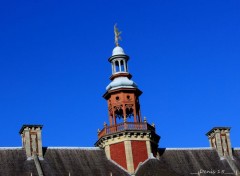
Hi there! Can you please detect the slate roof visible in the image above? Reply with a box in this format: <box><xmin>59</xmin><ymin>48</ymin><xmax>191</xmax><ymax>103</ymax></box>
<box><xmin>0</xmin><ymin>147</ymin><xmax>239</xmax><ymax>176</ymax></box>
<box><xmin>0</xmin><ymin>148</ymin><xmax>38</xmax><ymax>176</ymax></box>
<box><xmin>0</xmin><ymin>147</ymin><xmax>129</xmax><ymax>176</ymax></box>
<box><xmin>135</xmin><ymin>148</ymin><xmax>235</xmax><ymax>176</ymax></box>
<box><xmin>135</xmin><ymin>159</ymin><xmax>180</xmax><ymax>176</ymax></box>
<box><xmin>233</xmin><ymin>149</ymin><xmax>240</xmax><ymax>171</ymax></box>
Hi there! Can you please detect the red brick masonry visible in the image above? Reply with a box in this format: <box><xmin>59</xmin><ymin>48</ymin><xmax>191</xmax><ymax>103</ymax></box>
<box><xmin>110</xmin><ymin>142</ymin><xmax>127</xmax><ymax>170</ymax></box>
<box><xmin>131</xmin><ymin>141</ymin><xmax>148</xmax><ymax>170</ymax></box>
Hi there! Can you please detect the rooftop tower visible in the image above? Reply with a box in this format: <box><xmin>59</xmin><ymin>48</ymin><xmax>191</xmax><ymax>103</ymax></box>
<box><xmin>95</xmin><ymin>25</ymin><xmax>160</xmax><ymax>174</ymax></box>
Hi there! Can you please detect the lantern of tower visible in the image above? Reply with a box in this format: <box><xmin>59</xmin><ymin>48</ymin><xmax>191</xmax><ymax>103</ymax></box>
<box><xmin>104</xmin><ymin>46</ymin><xmax>142</xmax><ymax>125</ymax></box>
<box><xmin>95</xmin><ymin>26</ymin><xmax>160</xmax><ymax>174</ymax></box>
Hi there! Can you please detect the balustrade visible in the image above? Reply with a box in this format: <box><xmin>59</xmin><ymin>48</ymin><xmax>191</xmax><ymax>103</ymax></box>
<box><xmin>98</xmin><ymin>122</ymin><xmax>155</xmax><ymax>139</ymax></box>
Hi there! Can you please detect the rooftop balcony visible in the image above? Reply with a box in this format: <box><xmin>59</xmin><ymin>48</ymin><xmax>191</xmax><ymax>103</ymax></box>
<box><xmin>98</xmin><ymin>122</ymin><xmax>156</xmax><ymax>139</ymax></box>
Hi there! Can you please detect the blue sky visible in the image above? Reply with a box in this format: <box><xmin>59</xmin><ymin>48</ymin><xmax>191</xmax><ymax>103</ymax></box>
<box><xmin>0</xmin><ymin>0</ymin><xmax>239</xmax><ymax>148</ymax></box>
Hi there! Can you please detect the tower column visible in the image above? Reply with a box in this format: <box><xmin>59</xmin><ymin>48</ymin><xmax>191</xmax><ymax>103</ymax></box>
<box><xmin>112</xmin><ymin>61</ymin><xmax>116</xmax><ymax>73</ymax></box>
<box><xmin>133</xmin><ymin>106</ymin><xmax>137</xmax><ymax>122</ymax></box>
<box><xmin>113</xmin><ymin>111</ymin><xmax>116</xmax><ymax>125</ymax></box>
<box><xmin>111</xmin><ymin>63</ymin><xmax>114</xmax><ymax>74</ymax></box>
<box><xmin>123</xmin><ymin>105</ymin><xmax>127</xmax><ymax>121</ymax></box>
<box><xmin>124</xmin><ymin>60</ymin><xmax>127</xmax><ymax>72</ymax></box>
<box><xmin>109</xmin><ymin>116</ymin><xmax>112</xmax><ymax>126</ymax></box>
<box><xmin>138</xmin><ymin>111</ymin><xmax>142</xmax><ymax>122</ymax></box>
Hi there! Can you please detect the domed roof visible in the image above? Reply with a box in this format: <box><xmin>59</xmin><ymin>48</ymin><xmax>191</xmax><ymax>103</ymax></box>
<box><xmin>112</xmin><ymin>46</ymin><xmax>125</xmax><ymax>56</ymax></box>
<box><xmin>106</xmin><ymin>77</ymin><xmax>137</xmax><ymax>91</ymax></box>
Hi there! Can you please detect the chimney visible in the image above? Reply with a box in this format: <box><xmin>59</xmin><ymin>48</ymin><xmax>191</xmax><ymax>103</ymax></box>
<box><xmin>206</xmin><ymin>127</ymin><xmax>233</xmax><ymax>158</ymax></box>
<box><xmin>19</xmin><ymin>125</ymin><xmax>43</xmax><ymax>159</ymax></box>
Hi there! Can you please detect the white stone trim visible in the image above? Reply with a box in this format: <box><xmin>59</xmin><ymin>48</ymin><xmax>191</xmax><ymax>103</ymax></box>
<box><xmin>146</xmin><ymin>141</ymin><xmax>152</xmax><ymax>158</ymax></box>
<box><xmin>0</xmin><ymin>147</ymin><xmax>22</xmax><ymax>150</ymax></box>
<box><xmin>124</xmin><ymin>141</ymin><xmax>134</xmax><ymax>174</ymax></box>
<box><xmin>105</xmin><ymin>145</ymin><xmax>111</xmax><ymax>159</ymax></box>
<box><xmin>164</xmin><ymin>147</ymin><xmax>213</xmax><ymax>150</ymax></box>
<box><xmin>47</xmin><ymin>147</ymin><xmax>101</xmax><ymax>150</ymax></box>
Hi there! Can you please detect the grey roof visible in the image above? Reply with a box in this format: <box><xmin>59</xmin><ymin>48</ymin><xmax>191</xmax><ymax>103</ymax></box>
<box><xmin>40</xmin><ymin>148</ymin><xmax>129</xmax><ymax>176</ymax></box>
<box><xmin>135</xmin><ymin>148</ymin><xmax>235</xmax><ymax>176</ymax></box>
<box><xmin>0</xmin><ymin>147</ymin><xmax>239</xmax><ymax>175</ymax></box>
<box><xmin>159</xmin><ymin>148</ymin><xmax>234</xmax><ymax>175</ymax></box>
<box><xmin>135</xmin><ymin>159</ymin><xmax>180</xmax><ymax>176</ymax></box>
<box><xmin>233</xmin><ymin>149</ymin><xmax>240</xmax><ymax>170</ymax></box>
<box><xmin>0</xmin><ymin>147</ymin><xmax>129</xmax><ymax>176</ymax></box>
<box><xmin>0</xmin><ymin>148</ymin><xmax>38</xmax><ymax>175</ymax></box>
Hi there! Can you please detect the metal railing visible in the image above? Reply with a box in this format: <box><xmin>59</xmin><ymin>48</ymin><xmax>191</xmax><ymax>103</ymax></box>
<box><xmin>98</xmin><ymin>122</ymin><xmax>155</xmax><ymax>139</ymax></box>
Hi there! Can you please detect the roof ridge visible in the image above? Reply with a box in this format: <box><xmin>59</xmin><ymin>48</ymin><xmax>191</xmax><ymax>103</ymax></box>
<box><xmin>0</xmin><ymin>147</ymin><xmax>22</xmax><ymax>150</ymax></box>
<box><xmin>164</xmin><ymin>147</ymin><xmax>213</xmax><ymax>150</ymax></box>
<box><xmin>46</xmin><ymin>147</ymin><xmax>101</xmax><ymax>150</ymax></box>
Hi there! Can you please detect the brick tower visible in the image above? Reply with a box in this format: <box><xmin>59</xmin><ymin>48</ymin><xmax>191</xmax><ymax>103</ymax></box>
<box><xmin>95</xmin><ymin>25</ymin><xmax>160</xmax><ymax>174</ymax></box>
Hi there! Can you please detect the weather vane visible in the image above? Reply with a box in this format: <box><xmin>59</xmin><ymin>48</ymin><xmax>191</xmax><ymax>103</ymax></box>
<box><xmin>114</xmin><ymin>24</ymin><xmax>122</xmax><ymax>46</ymax></box>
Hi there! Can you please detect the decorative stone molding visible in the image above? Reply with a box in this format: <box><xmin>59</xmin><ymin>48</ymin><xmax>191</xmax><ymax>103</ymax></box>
<box><xmin>95</xmin><ymin>129</ymin><xmax>160</xmax><ymax>174</ymax></box>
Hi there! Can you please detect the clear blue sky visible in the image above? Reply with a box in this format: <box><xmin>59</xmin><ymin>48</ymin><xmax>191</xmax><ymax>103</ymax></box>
<box><xmin>0</xmin><ymin>0</ymin><xmax>239</xmax><ymax>148</ymax></box>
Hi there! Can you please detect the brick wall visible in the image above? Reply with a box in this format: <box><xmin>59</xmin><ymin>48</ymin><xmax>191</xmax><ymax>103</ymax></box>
<box><xmin>110</xmin><ymin>142</ymin><xmax>127</xmax><ymax>169</ymax></box>
<box><xmin>131</xmin><ymin>141</ymin><xmax>148</xmax><ymax>170</ymax></box>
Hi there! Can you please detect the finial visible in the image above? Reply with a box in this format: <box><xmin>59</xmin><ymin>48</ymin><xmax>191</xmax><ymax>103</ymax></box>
<box><xmin>114</xmin><ymin>23</ymin><xmax>122</xmax><ymax>46</ymax></box>
<box><xmin>151</xmin><ymin>123</ymin><xmax>155</xmax><ymax>128</ymax></box>
<box><xmin>104</xmin><ymin>122</ymin><xmax>107</xmax><ymax>127</ymax></box>
<box><xmin>97</xmin><ymin>129</ymin><xmax>100</xmax><ymax>134</ymax></box>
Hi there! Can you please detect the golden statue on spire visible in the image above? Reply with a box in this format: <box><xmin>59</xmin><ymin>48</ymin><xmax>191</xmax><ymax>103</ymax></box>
<box><xmin>114</xmin><ymin>24</ymin><xmax>122</xmax><ymax>46</ymax></box>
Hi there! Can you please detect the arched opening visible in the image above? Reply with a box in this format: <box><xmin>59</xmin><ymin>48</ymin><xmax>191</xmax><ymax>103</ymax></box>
<box><xmin>120</xmin><ymin>60</ymin><xmax>125</xmax><ymax>72</ymax></box>
<box><xmin>115</xmin><ymin>108</ymin><xmax>124</xmax><ymax>124</ymax></box>
<box><xmin>115</xmin><ymin>60</ymin><xmax>120</xmax><ymax>72</ymax></box>
<box><xmin>126</xmin><ymin>107</ymin><xmax>134</xmax><ymax>122</ymax></box>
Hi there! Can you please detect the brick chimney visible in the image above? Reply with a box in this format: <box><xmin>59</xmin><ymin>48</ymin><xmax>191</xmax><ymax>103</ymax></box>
<box><xmin>206</xmin><ymin>127</ymin><xmax>233</xmax><ymax>158</ymax></box>
<box><xmin>19</xmin><ymin>125</ymin><xmax>43</xmax><ymax>159</ymax></box>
